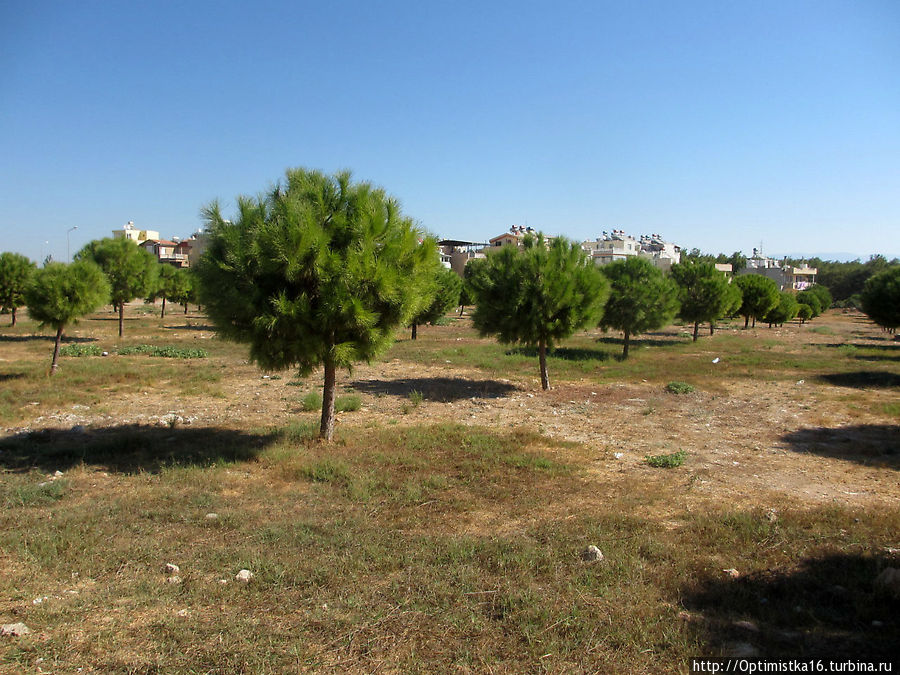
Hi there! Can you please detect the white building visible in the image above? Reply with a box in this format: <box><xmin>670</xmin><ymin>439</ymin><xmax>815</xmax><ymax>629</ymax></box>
<box><xmin>112</xmin><ymin>221</ymin><xmax>159</xmax><ymax>243</ymax></box>
<box><xmin>740</xmin><ymin>250</ymin><xmax>816</xmax><ymax>290</ymax></box>
<box><xmin>582</xmin><ymin>230</ymin><xmax>681</xmax><ymax>271</ymax></box>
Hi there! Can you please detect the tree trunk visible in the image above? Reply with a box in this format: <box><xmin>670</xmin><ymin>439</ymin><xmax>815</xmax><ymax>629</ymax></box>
<box><xmin>623</xmin><ymin>330</ymin><xmax>631</xmax><ymax>359</ymax></box>
<box><xmin>161</xmin><ymin>297</ymin><xmax>166</xmax><ymax>319</ymax></box>
<box><xmin>744</xmin><ymin>316</ymin><xmax>749</xmax><ymax>329</ymax></box>
<box><xmin>458</xmin><ymin>305</ymin><xmax>464</xmax><ymax>317</ymax></box>
<box><xmin>10</xmin><ymin>307</ymin><xmax>16</xmax><ymax>326</ymax></box>
<box><xmin>411</xmin><ymin>323</ymin><xmax>417</xmax><ymax>340</ymax></box>
<box><xmin>118</xmin><ymin>304</ymin><xmax>125</xmax><ymax>337</ymax></box>
<box><xmin>538</xmin><ymin>340</ymin><xmax>550</xmax><ymax>390</ymax></box>
<box><xmin>692</xmin><ymin>321</ymin><xmax>699</xmax><ymax>341</ymax></box>
<box><xmin>709</xmin><ymin>322</ymin><xmax>715</xmax><ymax>336</ymax></box>
<box><xmin>183</xmin><ymin>303</ymin><xmax>188</xmax><ymax>314</ymax></box>
<box><xmin>752</xmin><ymin>317</ymin><xmax>756</xmax><ymax>328</ymax></box>
<box><xmin>50</xmin><ymin>326</ymin><xmax>63</xmax><ymax>375</ymax></box>
<box><xmin>319</xmin><ymin>357</ymin><xmax>337</xmax><ymax>441</ymax></box>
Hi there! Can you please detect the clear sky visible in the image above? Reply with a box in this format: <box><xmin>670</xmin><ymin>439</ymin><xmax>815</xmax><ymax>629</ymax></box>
<box><xmin>2</xmin><ymin>0</ymin><xmax>898</xmax><ymax>263</ymax></box>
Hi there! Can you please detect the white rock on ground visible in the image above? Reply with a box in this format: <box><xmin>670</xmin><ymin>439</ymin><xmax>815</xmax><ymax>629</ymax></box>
<box><xmin>235</xmin><ymin>569</ymin><xmax>253</xmax><ymax>583</ymax></box>
<box><xmin>1</xmin><ymin>623</ymin><xmax>30</xmax><ymax>637</ymax></box>
<box><xmin>165</xmin><ymin>563</ymin><xmax>180</xmax><ymax>574</ymax></box>
<box><xmin>166</xmin><ymin>576</ymin><xmax>182</xmax><ymax>584</ymax></box>
<box><xmin>205</xmin><ymin>513</ymin><xmax>219</xmax><ymax>521</ymax></box>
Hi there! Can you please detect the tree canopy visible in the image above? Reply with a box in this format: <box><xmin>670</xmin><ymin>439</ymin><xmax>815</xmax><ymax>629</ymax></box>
<box><xmin>599</xmin><ymin>256</ymin><xmax>678</xmax><ymax>358</ymax></box>
<box><xmin>859</xmin><ymin>267</ymin><xmax>900</xmax><ymax>332</ymax></box>
<box><xmin>670</xmin><ymin>262</ymin><xmax>734</xmax><ymax>341</ymax></box>
<box><xmin>469</xmin><ymin>235</ymin><xmax>608</xmax><ymax>389</ymax></box>
<box><xmin>77</xmin><ymin>237</ymin><xmax>158</xmax><ymax>336</ymax></box>
<box><xmin>763</xmin><ymin>291</ymin><xmax>799</xmax><ymax>327</ymax></box>
<box><xmin>195</xmin><ymin>168</ymin><xmax>436</xmax><ymax>439</ymax></box>
<box><xmin>24</xmin><ymin>261</ymin><xmax>110</xmax><ymax>374</ymax></box>
<box><xmin>147</xmin><ymin>265</ymin><xmax>192</xmax><ymax>318</ymax></box>
<box><xmin>0</xmin><ymin>251</ymin><xmax>36</xmax><ymax>326</ymax></box>
<box><xmin>733</xmin><ymin>274</ymin><xmax>779</xmax><ymax>328</ymax></box>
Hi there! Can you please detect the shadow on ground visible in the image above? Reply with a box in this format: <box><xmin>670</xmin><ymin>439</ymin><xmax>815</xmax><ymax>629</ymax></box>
<box><xmin>681</xmin><ymin>553</ymin><xmax>899</xmax><ymax>659</ymax></box>
<box><xmin>0</xmin><ymin>424</ymin><xmax>275</xmax><ymax>474</ymax></box>
<box><xmin>350</xmin><ymin>377</ymin><xmax>518</xmax><ymax>401</ymax></box>
<box><xmin>165</xmin><ymin>323</ymin><xmax>215</xmax><ymax>331</ymax></box>
<box><xmin>780</xmin><ymin>424</ymin><xmax>899</xmax><ymax>466</ymax></box>
<box><xmin>0</xmin><ymin>334</ymin><xmax>97</xmax><ymax>343</ymax></box>
<box><xmin>816</xmin><ymin>371</ymin><xmax>900</xmax><ymax>388</ymax></box>
<box><xmin>596</xmin><ymin>335</ymin><xmax>686</xmax><ymax>350</ymax></box>
<box><xmin>508</xmin><ymin>346</ymin><xmax>614</xmax><ymax>362</ymax></box>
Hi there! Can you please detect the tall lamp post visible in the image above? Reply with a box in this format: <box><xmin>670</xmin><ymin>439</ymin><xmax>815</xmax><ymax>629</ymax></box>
<box><xmin>67</xmin><ymin>226</ymin><xmax>78</xmax><ymax>262</ymax></box>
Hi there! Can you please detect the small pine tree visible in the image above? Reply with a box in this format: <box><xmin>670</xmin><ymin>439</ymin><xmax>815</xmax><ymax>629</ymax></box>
<box><xmin>600</xmin><ymin>257</ymin><xmax>679</xmax><ymax>359</ymax></box>
<box><xmin>24</xmin><ymin>261</ymin><xmax>110</xmax><ymax>374</ymax></box>
<box><xmin>469</xmin><ymin>234</ymin><xmax>608</xmax><ymax>389</ymax></box>
<box><xmin>670</xmin><ymin>262</ymin><xmax>734</xmax><ymax>341</ymax></box>
<box><xmin>0</xmin><ymin>252</ymin><xmax>36</xmax><ymax>326</ymax></box>
<box><xmin>734</xmin><ymin>274</ymin><xmax>780</xmax><ymax>328</ymax></box>
<box><xmin>195</xmin><ymin>168</ymin><xmax>436</xmax><ymax>440</ymax></box>
<box><xmin>76</xmin><ymin>237</ymin><xmax>158</xmax><ymax>336</ymax></box>
<box><xmin>859</xmin><ymin>267</ymin><xmax>900</xmax><ymax>333</ymax></box>
<box><xmin>764</xmin><ymin>291</ymin><xmax>799</xmax><ymax>327</ymax></box>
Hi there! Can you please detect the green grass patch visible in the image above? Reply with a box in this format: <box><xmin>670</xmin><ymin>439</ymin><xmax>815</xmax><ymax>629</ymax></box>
<box><xmin>665</xmin><ymin>381</ymin><xmax>695</xmax><ymax>394</ymax></box>
<box><xmin>117</xmin><ymin>344</ymin><xmax>208</xmax><ymax>358</ymax></box>
<box><xmin>59</xmin><ymin>344</ymin><xmax>103</xmax><ymax>357</ymax></box>
<box><xmin>645</xmin><ymin>450</ymin><xmax>687</xmax><ymax>468</ymax></box>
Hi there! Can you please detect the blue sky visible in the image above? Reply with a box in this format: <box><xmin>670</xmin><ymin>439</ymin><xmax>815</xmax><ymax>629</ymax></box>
<box><xmin>2</xmin><ymin>0</ymin><xmax>898</xmax><ymax>263</ymax></box>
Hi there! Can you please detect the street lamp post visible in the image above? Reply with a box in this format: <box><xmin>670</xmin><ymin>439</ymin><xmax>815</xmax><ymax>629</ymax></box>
<box><xmin>67</xmin><ymin>226</ymin><xmax>78</xmax><ymax>262</ymax></box>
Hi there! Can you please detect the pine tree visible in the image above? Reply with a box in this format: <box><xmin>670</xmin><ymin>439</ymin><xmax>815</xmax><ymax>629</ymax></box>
<box><xmin>734</xmin><ymin>275</ymin><xmax>779</xmax><ymax>328</ymax></box>
<box><xmin>24</xmin><ymin>261</ymin><xmax>110</xmax><ymax>374</ymax></box>
<box><xmin>195</xmin><ymin>168</ymin><xmax>436</xmax><ymax>440</ymax></box>
<box><xmin>76</xmin><ymin>237</ymin><xmax>158</xmax><ymax>336</ymax></box>
<box><xmin>0</xmin><ymin>252</ymin><xmax>36</xmax><ymax>326</ymax></box>
<box><xmin>409</xmin><ymin>265</ymin><xmax>462</xmax><ymax>339</ymax></box>
<box><xmin>469</xmin><ymin>234</ymin><xmax>608</xmax><ymax>389</ymax></box>
<box><xmin>859</xmin><ymin>267</ymin><xmax>900</xmax><ymax>333</ymax></box>
<box><xmin>670</xmin><ymin>262</ymin><xmax>734</xmax><ymax>341</ymax></box>
<box><xmin>600</xmin><ymin>257</ymin><xmax>679</xmax><ymax>358</ymax></box>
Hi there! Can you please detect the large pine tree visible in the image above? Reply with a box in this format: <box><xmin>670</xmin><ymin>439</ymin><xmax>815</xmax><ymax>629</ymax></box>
<box><xmin>195</xmin><ymin>168</ymin><xmax>437</xmax><ymax>440</ymax></box>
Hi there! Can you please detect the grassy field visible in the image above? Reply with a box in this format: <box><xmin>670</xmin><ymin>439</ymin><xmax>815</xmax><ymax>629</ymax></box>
<box><xmin>1</xmin><ymin>305</ymin><xmax>898</xmax><ymax>673</ymax></box>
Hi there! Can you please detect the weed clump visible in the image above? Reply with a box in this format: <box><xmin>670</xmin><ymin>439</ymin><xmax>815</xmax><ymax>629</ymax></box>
<box><xmin>118</xmin><ymin>344</ymin><xmax>208</xmax><ymax>358</ymax></box>
<box><xmin>645</xmin><ymin>450</ymin><xmax>687</xmax><ymax>468</ymax></box>
<box><xmin>665</xmin><ymin>381</ymin><xmax>695</xmax><ymax>394</ymax></box>
<box><xmin>60</xmin><ymin>344</ymin><xmax>102</xmax><ymax>357</ymax></box>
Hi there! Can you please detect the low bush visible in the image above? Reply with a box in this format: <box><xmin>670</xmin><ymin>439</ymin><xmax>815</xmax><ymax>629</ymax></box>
<box><xmin>118</xmin><ymin>344</ymin><xmax>208</xmax><ymax>358</ymax></box>
<box><xmin>60</xmin><ymin>344</ymin><xmax>102</xmax><ymax>357</ymax></box>
<box><xmin>665</xmin><ymin>381</ymin><xmax>695</xmax><ymax>394</ymax></box>
<box><xmin>645</xmin><ymin>450</ymin><xmax>687</xmax><ymax>468</ymax></box>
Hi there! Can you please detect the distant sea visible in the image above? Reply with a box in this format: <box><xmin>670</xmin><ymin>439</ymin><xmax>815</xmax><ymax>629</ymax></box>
<box><xmin>772</xmin><ymin>252</ymin><xmax>900</xmax><ymax>263</ymax></box>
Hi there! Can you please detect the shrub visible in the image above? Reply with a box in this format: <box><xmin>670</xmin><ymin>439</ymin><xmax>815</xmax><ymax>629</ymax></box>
<box><xmin>60</xmin><ymin>344</ymin><xmax>102</xmax><ymax>357</ymax></box>
<box><xmin>645</xmin><ymin>450</ymin><xmax>687</xmax><ymax>468</ymax></box>
<box><xmin>335</xmin><ymin>395</ymin><xmax>361</xmax><ymax>412</ymax></box>
<box><xmin>117</xmin><ymin>344</ymin><xmax>208</xmax><ymax>358</ymax></box>
<box><xmin>665</xmin><ymin>381</ymin><xmax>695</xmax><ymax>394</ymax></box>
<box><xmin>300</xmin><ymin>392</ymin><xmax>323</xmax><ymax>412</ymax></box>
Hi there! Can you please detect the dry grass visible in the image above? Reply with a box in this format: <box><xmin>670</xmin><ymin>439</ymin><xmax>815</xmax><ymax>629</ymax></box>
<box><xmin>1</xmin><ymin>304</ymin><xmax>898</xmax><ymax>672</ymax></box>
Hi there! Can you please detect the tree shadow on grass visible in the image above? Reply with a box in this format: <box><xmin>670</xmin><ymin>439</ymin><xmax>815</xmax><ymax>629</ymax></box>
<box><xmin>164</xmin><ymin>323</ymin><xmax>216</xmax><ymax>331</ymax></box>
<box><xmin>595</xmin><ymin>335</ymin><xmax>685</xmax><ymax>350</ymax></box>
<box><xmin>0</xmin><ymin>373</ymin><xmax>26</xmax><ymax>382</ymax></box>
<box><xmin>0</xmin><ymin>424</ymin><xmax>276</xmax><ymax>474</ymax></box>
<box><xmin>0</xmin><ymin>334</ymin><xmax>97</xmax><ymax>343</ymax></box>
<box><xmin>507</xmin><ymin>346</ymin><xmax>614</xmax><ymax>362</ymax></box>
<box><xmin>816</xmin><ymin>371</ymin><xmax>900</xmax><ymax>388</ymax></box>
<box><xmin>349</xmin><ymin>377</ymin><xmax>518</xmax><ymax>402</ymax></box>
<box><xmin>780</xmin><ymin>425</ymin><xmax>899</xmax><ymax>467</ymax></box>
<box><xmin>681</xmin><ymin>553</ymin><xmax>899</xmax><ymax>659</ymax></box>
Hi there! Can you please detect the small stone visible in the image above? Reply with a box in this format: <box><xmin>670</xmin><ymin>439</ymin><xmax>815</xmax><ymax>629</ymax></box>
<box><xmin>765</xmin><ymin>509</ymin><xmax>778</xmax><ymax>522</ymax></box>
<box><xmin>723</xmin><ymin>568</ymin><xmax>740</xmax><ymax>579</ymax></box>
<box><xmin>205</xmin><ymin>513</ymin><xmax>219</xmax><ymax>521</ymax></box>
<box><xmin>581</xmin><ymin>545</ymin><xmax>604</xmax><ymax>562</ymax></box>
<box><xmin>166</xmin><ymin>576</ymin><xmax>182</xmax><ymax>584</ymax></box>
<box><xmin>54</xmin><ymin>470</ymin><xmax>64</xmax><ymax>477</ymax></box>
<box><xmin>218</xmin><ymin>579</ymin><xmax>228</xmax><ymax>585</ymax></box>
<box><xmin>32</xmin><ymin>596</ymin><xmax>48</xmax><ymax>605</ymax></box>
<box><xmin>614</xmin><ymin>452</ymin><xmax>624</xmax><ymax>459</ymax></box>
<box><xmin>101</xmin><ymin>351</ymin><xmax>109</xmax><ymax>356</ymax></box>
<box><xmin>165</xmin><ymin>563</ymin><xmax>180</xmax><ymax>574</ymax></box>
<box><xmin>235</xmin><ymin>569</ymin><xmax>253</xmax><ymax>583</ymax></box>
<box><xmin>1</xmin><ymin>623</ymin><xmax>30</xmax><ymax>637</ymax></box>
<box><xmin>733</xmin><ymin>620</ymin><xmax>759</xmax><ymax>632</ymax></box>
<box><xmin>176</xmin><ymin>609</ymin><xmax>189</xmax><ymax>617</ymax></box>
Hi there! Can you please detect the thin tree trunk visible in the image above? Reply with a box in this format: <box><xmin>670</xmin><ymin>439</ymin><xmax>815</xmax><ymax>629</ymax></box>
<box><xmin>10</xmin><ymin>307</ymin><xmax>16</xmax><ymax>326</ymax></box>
<box><xmin>539</xmin><ymin>340</ymin><xmax>550</xmax><ymax>390</ymax></box>
<box><xmin>744</xmin><ymin>316</ymin><xmax>749</xmax><ymax>329</ymax></box>
<box><xmin>320</xmin><ymin>357</ymin><xmax>337</xmax><ymax>441</ymax></box>
<box><xmin>50</xmin><ymin>326</ymin><xmax>63</xmax><ymax>375</ymax></box>
<box><xmin>161</xmin><ymin>297</ymin><xmax>166</xmax><ymax>319</ymax></box>
<box><xmin>692</xmin><ymin>321</ymin><xmax>699</xmax><ymax>341</ymax></box>
<box><xmin>709</xmin><ymin>322</ymin><xmax>715</xmax><ymax>336</ymax></box>
<box><xmin>623</xmin><ymin>330</ymin><xmax>631</xmax><ymax>359</ymax></box>
<box><xmin>752</xmin><ymin>317</ymin><xmax>756</xmax><ymax>328</ymax></box>
<box><xmin>183</xmin><ymin>303</ymin><xmax>188</xmax><ymax>314</ymax></box>
<box><xmin>411</xmin><ymin>323</ymin><xmax>417</xmax><ymax>340</ymax></box>
<box><xmin>118</xmin><ymin>304</ymin><xmax>125</xmax><ymax>337</ymax></box>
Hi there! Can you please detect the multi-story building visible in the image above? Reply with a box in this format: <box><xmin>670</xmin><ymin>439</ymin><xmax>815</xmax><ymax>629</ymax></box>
<box><xmin>112</xmin><ymin>220</ymin><xmax>159</xmax><ymax>243</ymax></box>
<box><xmin>740</xmin><ymin>250</ymin><xmax>817</xmax><ymax>290</ymax></box>
<box><xmin>582</xmin><ymin>230</ymin><xmax>681</xmax><ymax>271</ymax></box>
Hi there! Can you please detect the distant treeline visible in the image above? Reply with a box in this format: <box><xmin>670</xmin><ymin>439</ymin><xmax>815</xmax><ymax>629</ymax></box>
<box><xmin>683</xmin><ymin>249</ymin><xmax>899</xmax><ymax>304</ymax></box>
